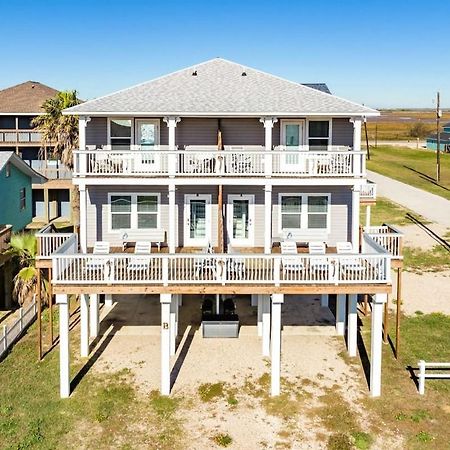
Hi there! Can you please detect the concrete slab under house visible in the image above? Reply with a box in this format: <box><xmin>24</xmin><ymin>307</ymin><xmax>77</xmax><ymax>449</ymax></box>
<box><xmin>33</xmin><ymin>58</ymin><xmax>405</xmax><ymax>400</ymax></box>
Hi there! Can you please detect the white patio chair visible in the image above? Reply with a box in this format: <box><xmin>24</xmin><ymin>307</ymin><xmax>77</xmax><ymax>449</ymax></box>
<box><xmin>281</xmin><ymin>240</ymin><xmax>303</xmax><ymax>274</ymax></box>
<box><xmin>86</xmin><ymin>241</ymin><xmax>110</xmax><ymax>272</ymax></box>
<box><xmin>227</xmin><ymin>245</ymin><xmax>246</xmax><ymax>280</ymax></box>
<box><xmin>195</xmin><ymin>242</ymin><xmax>216</xmax><ymax>279</ymax></box>
<box><xmin>308</xmin><ymin>241</ymin><xmax>330</xmax><ymax>277</ymax></box>
<box><xmin>127</xmin><ymin>241</ymin><xmax>152</xmax><ymax>272</ymax></box>
<box><xmin>336</xmin><ymin>241</ymin><xmax>365</xmax><ymax>275</ymax></box>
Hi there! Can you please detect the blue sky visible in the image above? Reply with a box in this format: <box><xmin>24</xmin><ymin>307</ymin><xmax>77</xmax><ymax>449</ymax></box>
<box><xmin>0</xmin><ymin>0</ymin><xmax>449</xmax><ymax>108</ymax></box>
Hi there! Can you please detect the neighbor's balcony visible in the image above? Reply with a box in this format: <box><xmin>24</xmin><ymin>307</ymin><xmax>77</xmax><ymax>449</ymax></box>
<box><xmin>73</xmin><ymin>146</ymin><xmax>366</xmax><ymax>179</ymax></box>
<box><xmin>45</xmin><ymin>233</ymin><xmax>391</xmax><ymax>287</ymax></box>
<box><xmin>0</xmin><ymin>129</ymin><xmax>43</xmax><ymax>145</ymax></box>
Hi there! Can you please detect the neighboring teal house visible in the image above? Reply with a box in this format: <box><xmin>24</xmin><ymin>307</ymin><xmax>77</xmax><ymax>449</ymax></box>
<box><xmin>0</xmin><ymin>152</ymin><xmax>46</xmax><ymax>231</ymax></box>
<box><xmin>426</xmin><ymin>122</ymin><xmax>450</xmax><ymax>151</ymax></box>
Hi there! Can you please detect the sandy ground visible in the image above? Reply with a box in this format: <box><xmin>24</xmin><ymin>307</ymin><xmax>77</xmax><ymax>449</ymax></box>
<box><xmin>89</xmin><ymin>294</ymin><xmax>401</xmax><ymax>449</ymax></box>
<box><xmin>396</xmin><ymin>223</ymin><xmax>449</xmax><ymax>250</ymax></box>
<box><xmin>366</xmin><ymin>140</ymin><xmax>426</xmax><ymax>149</ymax></box>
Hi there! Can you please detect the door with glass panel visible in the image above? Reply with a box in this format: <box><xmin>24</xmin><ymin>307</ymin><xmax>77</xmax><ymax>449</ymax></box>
<box><xmin>184</xmin><ymin>195</ymin><xmax>212</xmax><ymax>247</ymax></box>
<box><xmin>227</xmin><ymin>195</ymin><xmax>255</xmax><ymax>247</ymax></box>
<box><xmin>135</xmin><ymin>119</ymin><xmax>161</xmax><ymax>173</ymax></box>
<box><xmin>280</xmin><ymin>120</ymin><xmax>306</xmax><ymax>172</ymax></box>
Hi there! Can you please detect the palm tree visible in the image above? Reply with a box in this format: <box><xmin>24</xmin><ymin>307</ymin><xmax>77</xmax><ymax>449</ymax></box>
<box><xmin>7</xmin><ymin>233</ymin><xmax>48</xmax><ymax>306</ymax></box>
<box><xmin>32</xmin><ymin>90</ymin><xmax>82</xmax><ymax>227</ymax></box>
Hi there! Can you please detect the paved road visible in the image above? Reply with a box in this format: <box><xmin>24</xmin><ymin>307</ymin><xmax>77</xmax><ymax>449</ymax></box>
<box><xmin>367</xmin><ymin>170</ymin><xmax>450</xmax><ymax>228</ymax></box>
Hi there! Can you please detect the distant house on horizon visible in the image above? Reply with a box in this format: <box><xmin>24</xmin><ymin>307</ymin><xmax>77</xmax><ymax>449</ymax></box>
<box><xmin>0</xmin><ymin>151</ymin><xmax>46</xmax><ymax>231</ymax></box>
<box><xmin>0</xmin><ymin>81</ymin><xmax>73</xmax><ymax>224</ymax></box>
<box><xmin>426</xmin><ymin>122</ymin><xmax>450</xmax><ymax>152</ymax></box>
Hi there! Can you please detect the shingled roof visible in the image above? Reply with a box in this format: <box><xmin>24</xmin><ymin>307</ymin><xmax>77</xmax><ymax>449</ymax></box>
<box><xmin>64</xmin><ymin>58</ymin><xmax>377</xmax><ymax>117</ymax></box>
<box><xmin>0</xmin><ymin>81</ymin><xmax>59</xmax><ymax>114</ymax></box>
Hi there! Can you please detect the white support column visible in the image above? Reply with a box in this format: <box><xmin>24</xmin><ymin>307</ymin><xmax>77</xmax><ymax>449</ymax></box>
<box><xmin>260</xmin><ymin>117</ymin><xmax>278</xmax><ymax>176</ymax></box>
<box><xmin>347</xmin><ymin>294</ymin><xmax>358</xmax><ymax>357</ymax></box>
<box><xmin>271</xmin><ymin>293</ymin><xmax>284</xmax><ymax>396</ymax></box>
<box><xmin>262</xmin><ymin>295</ymin><xmax>271</xmax><ymax>356</ymax></box>
<box><xmin>321</xmin><ymin>294</ymin><xmax>329</xmax><ymax>308</ymax></box>
<box><xmin>336</xmin><ymin>294</ymin><xmax>346</xmax><ymax>336</ymax></box>
<box><xmin>80</xmin><ymin>294</ymin><xmax>89</xmax><ymax>357</ymax></box>
<box><xmin>79</xmin><ymin>185</ymin><xmax>87</xmax><ymax>253</ymax></box>
<box><xmin>352</xmin><ymin>187</ymin><xmax>361</xmax><ymax>251</ymax></box>
<box><xmin>170</xmin><ymin>295</ymin><xmax>178</xmax><ymax>356</ymax></box>
<box><xmin>160</xmin><ymin>294</ymin><xmax>172</xmax><ymax>395</ymax></box>
<box><xmin>365</xmin><ymin>205</ymin><xmax>372</xmax><ymax>228</ymax></box>
<box><xmin>350</xmin><ymin>117</ymin><xmax>362</xmax><ymax>177</ymax></box>
<box><xmin>57</xmin><ymin>294</ymin><xmax>70</xmax><ymax>398</ymax></box>
<box><xmin>104</xmin><ymin>294</ymin><xmax>113</xmax><ymax>308</ymax></box>
<box><xmin>89</xmin><ymin>294</ymin><xmax>99</xmax><ymax>338</ymax></box>
<box><xmin>78</xmin><ymin>116</ymin><xmax>90</xmax><ymax>176</ymax></box>
<box><xmin>264</xmin><ymin>183</ymin><xmax>272</xmax><ymax>254</ymax></box>
<box><xmin>163</xmin><ymin>116</ymin><xmax>181</xmax><ymax>176</ymax></box>
<box><xmin>370</xmin><ymin>293</ymin><xmax>387</xmax><ymax>397</ymax></box>
<box><xmin>168</xmin><ymin>183</ymin><xmax>176</xmax><ymax>253</ymax></box>
<box><xmin>257</xmin><ymin>294</ymin><xmax>263</xmax><ymax>337</ymax></box>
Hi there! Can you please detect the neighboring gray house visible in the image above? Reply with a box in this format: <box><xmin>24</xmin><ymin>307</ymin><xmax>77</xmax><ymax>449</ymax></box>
<box><xmin>37</xmin><ymin>58</ymin><xmax>400</xmax><ymax>401</ymax></box>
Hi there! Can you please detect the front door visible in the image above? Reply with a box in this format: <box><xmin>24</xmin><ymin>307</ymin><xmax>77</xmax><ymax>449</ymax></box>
<box><xmin>135</xmin><ymin>119</ymin><xmax>160</xmax><ymax>172</ymax></box>
<box><xmin>227</xmin><ymin>194</ymin><xmax>255</xmax><ymax>247</ymax></box>
<box><xmin>184</xmin><ymin>195</ymin><xmax>212</xmax><ymax>247</ymax></box>
<box><xmin>280</xmin><ymin>120</ymin><xmax>306</xmax><ymax>171</ymax></box>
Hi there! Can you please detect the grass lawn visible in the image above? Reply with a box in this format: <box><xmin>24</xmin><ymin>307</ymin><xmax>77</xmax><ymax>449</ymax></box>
<box><xmin>367</xmin><ymin>146</ymin><xmax>450</xmax><ymax>200</ymax></box>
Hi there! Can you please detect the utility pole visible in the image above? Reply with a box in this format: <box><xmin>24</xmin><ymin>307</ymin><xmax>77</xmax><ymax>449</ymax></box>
<box><xmin>364</xmin><ymin>117</ymin><xmax>370</xmax><ymax>160</ymax></box>
<box><xmin>436</xmin><ymin>92</ymin><xmax>441</xmax><ymax>182</ymax></box>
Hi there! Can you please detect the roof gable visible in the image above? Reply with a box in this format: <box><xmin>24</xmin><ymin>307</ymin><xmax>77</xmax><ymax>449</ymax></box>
<box><xmin>0</xmin><ymin>151</ymin><xmax>46</xmax><ymax>183</ymax></box>
<box><xmin>0</xmin><ymin>81</ymin><xmax>59</xmax><ymax>114</ymax></box>
<box><xmin>64</xmin><ymin>58</ymin><xmax>377</xmax><ymax>117</ymax></box>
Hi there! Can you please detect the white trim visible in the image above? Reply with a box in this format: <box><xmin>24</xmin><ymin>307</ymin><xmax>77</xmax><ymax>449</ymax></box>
<box><xmin>306</xmin><ymin>118</ymin><xmax>332</xmax><ymax>147</ymax></box>
<box><xmin>107</xmin><ymin>192</ymin><xmax>161</xmax><ymax>233</ymax></box>
<box><xmin>280</xmin><ymin>119</ymin><xmax>306</xmax><ymax>146</ymax></box>
<box><xmin>227</xmin><ymin>194</ymin><xmax>255</xmax><ymax>247</ymax></box>
<box><xmin>184</xmin><ymin>194</ymin><xmax>212</xmax><ymax>247</ymax></box>
<box><xmin>278</xmin><ymin>193</ymin><xmax>331</xmax><ymax>236</ymax></box>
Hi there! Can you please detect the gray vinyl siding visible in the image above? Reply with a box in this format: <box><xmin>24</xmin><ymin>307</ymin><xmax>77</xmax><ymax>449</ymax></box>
<box><xmin>176</xmin><ymin>118</ymin><xmax>219</xmax><ymax>146</ymax></box>
<box><xmin>87</xmin><ymin>184</ymin><xmax>351</xmax><ymax>249</ymax></box>
<box><xmin>272</xmin><ymin>186</ymin><xmax>351</xmax><ymax>246</ymax></box>
<box><xmin>86</xmin><ymin>117</ymin><xmax>107</xmax><ymax>147</ymax></box>
<box><xmin>331</xmin><ymin>118</ymin><xmax>353</xmax><ymax>146</ymax></box>
<box><xmin>221</xmin><ymin>119</ymin><xmax>264</xmax><ymax>145</ymax></box>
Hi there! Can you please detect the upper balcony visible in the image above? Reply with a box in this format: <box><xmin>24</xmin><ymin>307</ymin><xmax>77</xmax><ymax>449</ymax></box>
<box><xmin>73</xmin><ymin>145</ymin><xmax>366</xmax><ymax>182</ymax></box>
<box><xmin>0</xmin><ymin>129</ymin><xmax>43</xmax><ymax>146</ymax></box>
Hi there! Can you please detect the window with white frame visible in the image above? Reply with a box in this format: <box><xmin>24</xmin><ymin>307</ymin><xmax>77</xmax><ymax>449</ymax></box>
<box><xmin>109</xmin><ymin>119</ymin><xmax>132</xmax><ymax>149</ymax></box>
<box><xmin>109</xmin><ymin>193</ymin><xmax>159</xmax><ymax>231</ymax></box>
<box><xmin>308</xmin><ymin>120</ymin><xmax>330</xmax><ymax>150</ymax></box>
<box><xmin>279</xmin><ymin>194</ymin><xmax>329</xmax><ymax>232</ymax></box>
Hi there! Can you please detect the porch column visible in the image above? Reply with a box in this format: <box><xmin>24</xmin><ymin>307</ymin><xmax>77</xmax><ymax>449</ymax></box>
<box><xmin>262</xmin><ymin>294</ymin><xmax>271</xmax><ymax>356</ymax></box>
<box><xmin>321</xmin><ymin>294</ymin><xmax>329</xmax><ymax>308</ymax></box>
<box><xmin>104</xmin><ymin>294</ymin><xmax>113</xmax><ymax>308</ymax></box>
<box><xmin>351</xmin><ymin>118</ymin><xmax>362</xmax><ymax>152</ymax></box>
<box><xmin>271</xmin><ymin>293</ymin><xmax>284</xmax><ymax>396</ymax></box>
<box><xmin>347</xmin><ymin>294</ymin><xmax>358</xmax><ymax>357</ymax></box>
<box><xmin>160</xmin><ymin>294</ymin><xmax>172</xmax><ymax>395</ymax></box>
<box><xmin>365</xmin><ymin>205</ymin><xmax>372</xmax><ymax>228</ymax></box>
<box><xmin>260</xmin><ymin>117</ymin><xmax>278</xmax><ymax>176</ymax></box>
<box><xmin>79</xmin><ymin>185</ymin><xmax>88</xmax><ymax>253</ymax></box>
<box><xmin>57</xmin><ymin>294</ymin><xmax>70</xmax><ymax>398</ymax></box>
<box><xmin>170</xmin><ymin>295</ymin><xmax>178</xmax><ymax>356</ymax></box>
<box><xmin>336</xmin><ymin>294</ymin><xmax>346</xmax><ymax>335</ymax></box>
<box><xmin>370</xmin><ymin>293</ymin><xmax>387</xmax><ymax>397</ymax></box>
<box><xmin>351</xmin><ymin>186</ymin><xmax>361</xmax><ymax>251</ymax></box>
<box><xmin>264</xmin><ymin>183</ymin><xmax>272</xmax><ymax>254</ymax></box>
<box><xmin>168</xmin><ymin>183</ymin><xmax>176</xmax><ymax>253</ymax></box>
<box><xmin>89</xmin><ymin>294</ymin><xmax>99</xmax><ymax>338</ymax></box>
<box><xmin>257</xmin><ymin>294</ymin><xmax>263</xmax><ymax>337</ymax></box>
<box><xmin>78</xmin><ymin>116</ymin><xmax>90</xmax><ymax>176</ymax></box>
<box><xmin>80</xmin><ymin>294</ymin><xmax>89</xmax><ymax>357</ymax></box>
<box><xmin>43</xmin><ymin>188</ymin><xmax>49</xmax><ymax>223</ymax></box>
<box><xmin>163</xmin><ymin>116</ymin><xmax>181</xmax><ymax>176</ymax></box>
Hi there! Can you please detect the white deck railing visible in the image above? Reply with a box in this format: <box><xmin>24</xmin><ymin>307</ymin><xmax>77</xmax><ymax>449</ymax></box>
<box><xmin>418</xmin><ymin>360</ymin><xmax>450</xmax><ymax>394</ymax></box>
<box><xmin>73</xmin><ymin>148</ymin><xmax>366</xmax><ymax>178</ymax></box>
<box><xmin>360</xmin><ymin>182</ymin><xmax>377</xmax><ymax>201</ymax></box>
<box><xmin>51</xmin><ymin>247</ymin><xmax>391</xmax><ymax>286</ymax></box>
<box><xmin>364</xmin><ymin>224</ymin><xmax>403</xmax><ymax>259</ymax></box>
<box><xmin>36</xmin><ymin>224</ymin><xmax>77</xmax><ymax>259</ymax></box>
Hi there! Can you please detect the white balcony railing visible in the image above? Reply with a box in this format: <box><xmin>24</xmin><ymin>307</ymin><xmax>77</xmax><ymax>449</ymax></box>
<box><xmin>36</xmin><ymin>224</ymin><xmax>77</xmax><ymax>259</ymax></box>
<box><xmin>73</xmin><ymin>147</ymin><xmax>366</xmax><ymax>178</ymax></box>
<box><xmin>360</xmin><ymin>182</ymin><xmax>377</xmax><ymax>201</ymax></box>
<box><xmin>0</xmin><ymin>129</ymin><xmax>43</xmax><ymax>144</ymax></box>
<box><xmin>364</xmin><ymin>225</ymin><xmax>404</xmax><ymax>259</ymax></box>
<box><xmin>51</xmin><ymin>241</ymin><xmax>391</xmax><ymax>287</ymax></box>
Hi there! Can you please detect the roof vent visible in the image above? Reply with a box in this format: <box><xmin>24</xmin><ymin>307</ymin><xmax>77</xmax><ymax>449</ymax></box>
<box><xmin>192</xmin><ymin>70</ymin><xmax>197</xmax><ymax>76</ymax></box>
<box><xmin>241</xmin><ymin>71</ymin><xmax>247</xmax><ymax>77</ymax></box>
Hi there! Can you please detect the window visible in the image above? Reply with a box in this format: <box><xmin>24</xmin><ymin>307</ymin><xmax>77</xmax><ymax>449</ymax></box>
<box><xmin>279</xmin><ymin>194</ymin><xmax>330</xmax><ymax>232</ymax></box>
<box><xmin>20</xmin><ymin>187</ymin><xmax>26</xmax><ymax>210</ymax></box>
<box><xmin>109</xmin><ymin>119</ymin><xmax>132</xmax><ymax>149</ymax></box>
<box><xmin>109</xmin><ymin>193</ymin><xmax>159</xmax><ymax>231</ymax></box>
<box><xmin>5</xmin><ymin>162</ymin><xmax>11</xmax><ymax>177</ymax></box>
<box><xmin>308</xmin><ymin>120</ymin><xmax>330</xmax><ymax>150</ymax></box>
